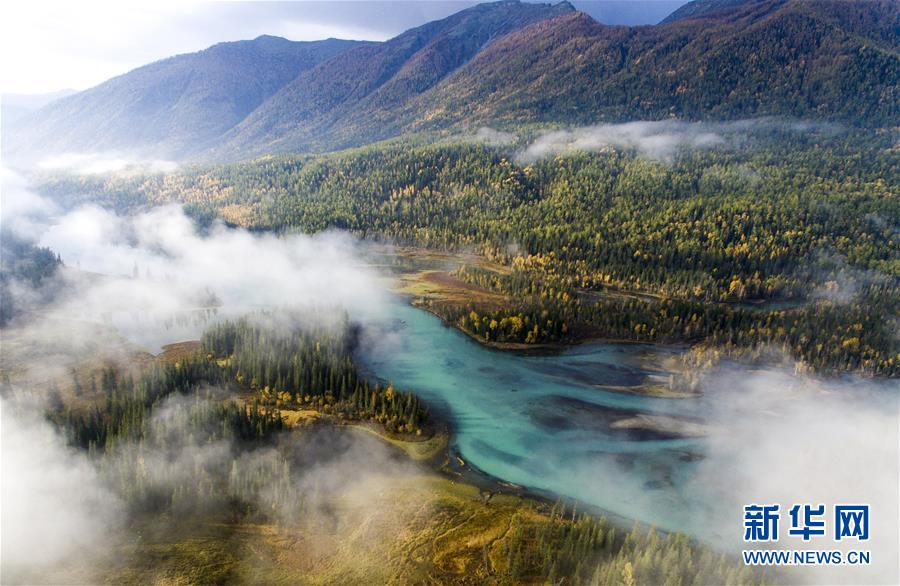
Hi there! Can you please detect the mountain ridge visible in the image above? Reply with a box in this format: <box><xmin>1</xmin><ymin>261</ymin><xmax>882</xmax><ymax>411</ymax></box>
<box><xmin>1</xmin><ymin>89</ymin><xmax>79</xmax><ymax>128</ymax></box>
<box><xmin>211</xmin><ymin>0</ymin><xmax>576</xmax><ymax>158</ymax></box>
<box><xmin>4</xmin><ymin>0</ymin><xmax>897</xmax><ymax>164</ymax></box>
<box><xmin>397</xmin><ymin>0</ymin><xmax>897</xmax><ymax>130</ymax></box>
<box><xmin>4</xmin><ymin>36</ymin><xmax>368</xmax><ymax>160</ymax></box>
<box><xmin>660</xmin><ymin>0</ymin><xmax>765</xmax><ymax>24</ymax></box>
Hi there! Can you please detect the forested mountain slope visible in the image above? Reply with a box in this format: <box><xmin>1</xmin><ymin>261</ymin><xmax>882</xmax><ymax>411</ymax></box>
<box><xmin>5</xmin><ymin>0</ymin><xmax>897</xmax><ymax>162</ymax></box>
<box><xmin>209</xmin><ymin>0</ymin><xmax>900</xmax><ymax>157</ymax></box>
<box><xmin>397</xmin><ymin>0</ymin><xmax>898</xmax><ymax>133</ymax></box>
<box><xmin>3</xmin><ymin>36</ymin><xmax>365</xmax><ymax>160</ymax></box>
<box><xmin>211</xmin><ymin>0</ymin><xmax>577</xmax><ymax>157</ymax></box>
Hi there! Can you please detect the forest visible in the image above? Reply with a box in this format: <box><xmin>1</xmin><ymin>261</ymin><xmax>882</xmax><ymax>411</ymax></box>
<box><xmin>37</xmin><ymin>128</ymin><xmax>900</xmax><ymax>376</ymax></box>
<box><xmin>60</xmin><ymin>313</ymin><xmax>429</xmax><ymax>454</ymax></box>
<box><xmin>4</xmin><ymin>1</ymin><xmax>897</xmax><ymax>583</ymax></box>
<box><xmin>431</xmin><ymin>265</ymin><xmax>898</xmax><ymax>375</ymax></box>
<box><xmin>0</xmin><ymin>234</ymin><xmax>63</xmax><ymax>325</ymax></box>
<box><xmin>25</xmin><ymin>314</ymin><xmax>768</xmax><ymax>584</ymax></box>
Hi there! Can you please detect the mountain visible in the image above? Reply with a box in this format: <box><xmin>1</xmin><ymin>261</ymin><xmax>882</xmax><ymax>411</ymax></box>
<box><xmin>659</xmin><ymin>0</ymin><xmax>753</xmax><ymax>23</ymax></box>
<box><xmin>1</xmin><ymin>89</ymin><xmax>78</xmax><ymax>127</ymax></box>
<box><xmin>5</xmin><ymin>0</ymin><xmax>897</xmax><ymax>163</ymax></box>
<box><xmin>393</xmin><ymin>0</ymin><xmax>898</xmax><ymax>130</ymax></box>
<box><xmin>3</xmin><ymin>36</ymin><xmax>365</xmax><ymax>161</ymax></box>
<box><xmin>579</xmin><ymin>0</ymin><xmax>689</xmax><ymax>26</ymax></box>
<box><xmin>212</xmin><ymin>0</ymin><xmax>576</xmax><ymax>157</ymax></box>
<box><xmin>217</xmin><ymin>0</ymin><xmax>898</xmax><ymax>158</ymax></box>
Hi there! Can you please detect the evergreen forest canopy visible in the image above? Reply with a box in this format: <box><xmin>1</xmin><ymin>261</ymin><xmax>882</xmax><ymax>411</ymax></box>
<box><xmin>3</xmin><ymin>0</ymin><xmax>898</xmax><ymax>582</ymax></box>
<box><xmin>27</xmin><ymin>313</ymin><xmax>769</xmax><ymax>585</ymax></box>
<box><xmin>59</xmin><ymin>313</ymin><xmax>427</xmax><ymax>454</ymax></box>
<box><xmin>0</xmin><ymin>234</ymin><xmax>63</xmax><ymax>325</ymax></box>
<box><xmin>37</xmin><ymin>127</ymin><xmax>900</xmax><ymax>376</ymax></box>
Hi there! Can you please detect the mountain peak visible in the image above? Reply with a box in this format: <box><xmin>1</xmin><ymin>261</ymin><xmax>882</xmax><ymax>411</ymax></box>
<box><xmin>5</xmin><ymin>0</ymin><xmax>895</xmax><ymax>163</ymax></box>
<box><xmin>251</xmin><ymin>34</ymin><xmax>291</xmax><ymax>44</ymax></box>
<box><xmin>213</xmin><ymin>0</ymin><xmax>579</xmax><ymax>158</ymax></box>
<box><xmin>458</xmin><ymin>0</ymin><xmax>576</xmax><ymax>18</ymax></box>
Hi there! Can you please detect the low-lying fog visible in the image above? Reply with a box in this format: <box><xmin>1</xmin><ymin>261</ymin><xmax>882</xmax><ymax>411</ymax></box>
<box><xmin>1</xmin><ymin>164</ymin><xmax>897</xmax><ymax>584</ymax></box>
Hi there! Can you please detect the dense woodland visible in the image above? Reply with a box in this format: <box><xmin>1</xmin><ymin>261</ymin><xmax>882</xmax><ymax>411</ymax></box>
<box><xmin>39</xmin><ymin>131</ymin><xmax>900</xmax><ymax>375</ymax></box>
<box><xmin>25</xmin><ymin>314</ymin><xmax>765</xmax><ymax>585</ymax></box>
<box><xmin>0</xmin><ymin>234</ymin><xmax>63</xmax><ymax>325</ymax></box>
<box><xmin>41</xmin><ymin>314</ymin><xmax>428</xmax><ymax>530</ymax></box>
<box><xmin>202</xmin><ymin>316</ymin><xmax>428</xmax><ymax>434</ymax></box>
<box><xmin>433</xmin><ymin>266</ymin><xmax>899</xmax><ymax>375</ymax></box>
<box><xmin>61</xmin><ymin>313</ymin><xmax>428</xmax><ymax>455</ymax></box>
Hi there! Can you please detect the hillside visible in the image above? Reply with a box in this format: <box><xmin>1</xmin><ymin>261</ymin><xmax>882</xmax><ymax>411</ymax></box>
<box><xmin>207</xmin><ymin>0</ymin><xmax>900</xmax><ymax>158</ymax></box>
<box><xmin>1</xmin><ymin>89</ymin><xmax>77</xmax><ymax>127</ymax></box>
<box><xmin>212</xmin><ymin>0</ymin><xmax>576</xmax><ymax>157</ymax></box>
<box><xmin>4</xmin><ymin>0</ymin><xmax>897</xmax><ymax>163</ymax></box>
<box><xmin>3</xmin><ymin>36</ymin><xmax>365</xmax><ymax>160</ymax></box>
<box><xmin>381</xmin><ymin>0</ymin><xmax>898</xmax><ymax>135</ymax></box>
<box><xmin>659</xmin><ymin>0</ymin><xmax>755</xmax><ymax>23</ymax></box>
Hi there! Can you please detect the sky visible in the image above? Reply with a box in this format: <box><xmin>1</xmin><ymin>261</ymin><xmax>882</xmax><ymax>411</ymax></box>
<box><xmin>0</xmin><ymin>0</ymin><xmax>687</xmax><ymax>95</ymax></box>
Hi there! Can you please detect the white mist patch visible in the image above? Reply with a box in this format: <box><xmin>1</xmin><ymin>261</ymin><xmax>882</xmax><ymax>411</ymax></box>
<box><xmin>42</xmin><ymin>204</ymin><xmax>382</xmax><ymax>309</ymax></box>
<box><xmin>0</xmin><ymin>165</ymin><xmax>59</xmax><ymax>237</ymax></box>
<box><xmin>27</xmin><ymin>203</ymin><xmax>387</xmax><ymax>352</ymax></box>
<box><xmin>0</xmin><ymin>166</ymin><xmax>388</xmax><ymax>355</ymax></box>
<box><xmin>0</xmin><ymin>397</ymin><xmax>124</xmax><ymax>581</ymax></box>
<box><xmin>808</xmin><ymin>251</ymin><xmax>889</xmax><ymax>305</ymax></box>
<box><xmin>517</xmin><ymin>119</ymin><xmax>835</xmax><ymax>163</ymax></box>
<box><xmin>691</xmin><ymin>368</ymin><xmax>899</xmax><ymax>585</ymax></box>
<box><xmin>520</xmin><ymin>120</ymin><xmax>723</xmax><ymax>162</ymax></box>
<box><xmin>472</xmin><ymin>126</ymin><xmax>517</xmax><ymax>146</ymax></box>
<box><xmin>37</xmin><ymin>152</ymin><xmax>178</xmax><ymax>175</ymax></box>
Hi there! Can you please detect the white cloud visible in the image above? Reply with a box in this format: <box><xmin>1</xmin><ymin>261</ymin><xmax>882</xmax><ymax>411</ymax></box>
<box><xmin>0</xmin><ymin>165</ymin><xmax>60</xmax><ymax>237</ymax></box>
<box><xmin>517</xmin><ymin>119</ymin><xmax>835</xmax><ymax>163</ymax></box>
<box><xmin>472</xmin><ymin>126</ymin><xmax>517</xmax><ymax>146</ymax></box>
<box><xmin>690</xmin><ymin>368</ymin><xmax>900</xmax><ymax>584</ymax></box>
<box><xmin>1</xmin><ymin>166</ymin><xmax>388</xmax><ymax>356</ymax></box>
<box><xmin>519</xmin><ymin>120</ymin><xmax>725</xmax><ymax>162</ymax></box>
<box><xmin>30</xmin><ymin>204</ymin><xmax>386</xmax><ymax>352</ymax></box>
<box><xmin>37</xmin><ymin>152</ymin><xmax>178</xmax><ymax>175</ymax></box>
<box><xmin>0</xmin><ymin>397</ymin><xmax>124</xmax><ymax>582</ymax></box>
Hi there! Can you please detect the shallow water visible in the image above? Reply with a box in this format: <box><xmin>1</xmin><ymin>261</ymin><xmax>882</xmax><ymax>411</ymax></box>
<box><xmin>96</xmin><ymin>246</ymin><xmax>894</xmax><ymax>554</ymax></box>
<box><xmin>356</xmin><ymin>298</ymin><xmax>721</xmax><ymax>536</ymax></box>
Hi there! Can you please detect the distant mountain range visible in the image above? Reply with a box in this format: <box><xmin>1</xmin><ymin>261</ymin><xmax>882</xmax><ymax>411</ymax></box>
<box><xmin>4</xmin><ymin>0</ymin><xmax>898</xmax><ymax>163</ymax></box>
<box><xmin>4</xmin><ymin>36</ymin><xmax>365</xmax><ymax>161</ymax></box>
<box><xmin>1</xmin><ymin>89</ymin><xmax>78</xmax><ymax>127</ymax></box>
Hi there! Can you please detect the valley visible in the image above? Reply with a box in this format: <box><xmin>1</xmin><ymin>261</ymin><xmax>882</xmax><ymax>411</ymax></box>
<box><xmin>0</xmin><ymin>265</ymin><xmax>767</xmax><ymax>585</ymax></box>
<box><xmin>2</xmin><ymin>0</ymin><xmax>898</xmax><ymax>583</ymax></box>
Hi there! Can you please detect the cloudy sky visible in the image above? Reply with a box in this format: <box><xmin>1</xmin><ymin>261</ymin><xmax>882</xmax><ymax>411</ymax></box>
<box><xmin>0</xmin><ymin>0</ymin><xmax>686</xmax><ymax>95</ymax></box>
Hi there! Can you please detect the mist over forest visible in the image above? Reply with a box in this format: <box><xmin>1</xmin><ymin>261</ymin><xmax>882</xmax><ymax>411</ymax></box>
<box><xmin>2</xmin><ymin>0</ymin><xmax>898</xmax><ymax>584</ymax></box>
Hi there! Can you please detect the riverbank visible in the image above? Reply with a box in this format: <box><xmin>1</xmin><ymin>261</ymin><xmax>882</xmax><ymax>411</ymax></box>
<box><xmin>151</xmin><ymin>313</ymin><xmax>703</xmax><ymax>544</ymax></box>
<box><xmin>386</xmin><ymin>248</ymin><xmax>701</xmax><ymax>396</ymax></box>
<box><xmin>409</xmin><ymin>297</ymin><xmax>697</xmax><ymax>398</ymax></box>
<box><xmin>264</xmin><ymin>389</ymin><xmax>621</xmax><ymax>526</ymax></box>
